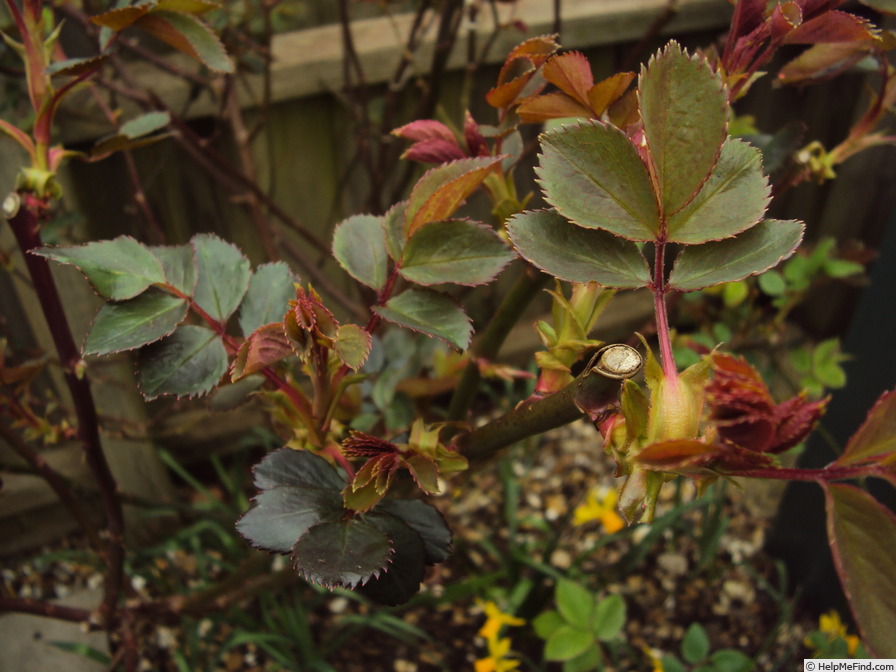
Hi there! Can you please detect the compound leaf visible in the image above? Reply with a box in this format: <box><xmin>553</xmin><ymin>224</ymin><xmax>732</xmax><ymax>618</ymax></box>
<box><xmin>238</xmin><ymin>262</ymin><xmax>297</xmax><ymax>336</ymax></box>
<box><xmin>639</xmin><ymin>42</ymin><xmax>728</xmax><ymax>217</ymax></box>
<box><xmin>507</xmin><ymin>209</ymin><xmax>650</xmax><ymax>288</ymax></box>
<box><xmin>373</xmin><ymin>288</ymin><xmax>472</xmax><ymax>350</ymax></box>
<box><xmin>400</xmin><ymin>219</ymin><xmax>515</xmax><ymax>286</ymax></box>
<box><xmin>333</xmin><ymin>214</ymin><xmax>390</xmax><ymax>291</ymax></box>
<box><xmin>137</xmin><ymin>324</ymin><xmax>227</xmax><ymax>399</ymax></box>
<box><xmin>84</xmin><ymin>289</ymin><xmax>188</xmax><ymax>356</ymax></box>
<box><xmin>668</xmin><ymin>219</ymin><xmax>804</xmax><ymax>291</ymax></box>
<box><xmin>192</xmin><ymin>233</ymin><xmax>251</xmax><ymax>323</ymax></box>
<box><xmin>537</xmin><ymin>121</ymin><xmax>660</xmax><ymax>241</ymax></box>
<box><xmin>34</xmin><ymin>236</ymin><xmax>165</xmax><ymax>300</ymax></box>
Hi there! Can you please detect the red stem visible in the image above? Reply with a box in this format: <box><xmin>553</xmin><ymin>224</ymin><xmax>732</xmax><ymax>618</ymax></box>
<box><xmin>5</xmin><ymin>193</ymin><xmax>126</xmax><ymax>628</ymax></box>
<box><xmin>733</xmin><ymin>462</ymin><xmax>891</xmax><ymax>483</ymax></box>
<box><xmin>652</xmin><ymin>240</ymin><xmax>678</xmax><ymax>380</ymax></box>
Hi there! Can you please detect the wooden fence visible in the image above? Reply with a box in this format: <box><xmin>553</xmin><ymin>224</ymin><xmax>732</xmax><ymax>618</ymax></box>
<box><xmin>1</xmin><ymin>0</ymin><xmax>894</xmax><ymax>552</ymax></box>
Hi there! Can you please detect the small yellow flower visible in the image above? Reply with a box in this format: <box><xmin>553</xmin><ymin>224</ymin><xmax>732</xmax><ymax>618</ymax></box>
<box><xmin>642</xmin><ymin>645</ymin><xmax>665</xmax><ymax>672</ymax></box>
<box><xmin>474</xmin><ymin>601</ymin><xmax>525</xmax><ymax>672</ymax></box>
<box><xmin>476</xmin><ymin>600</ymin><xmax>526</xmax><ymax>642</ymax></box>
<box><xmin>573</xmin><ymin>486</ymin><xmax>625</xmax><ymax>533</ymax></box>
<box><xmin>806</xmin><ymin>610</ymin><xmax>860</xmax><ymax>656</ymax></box>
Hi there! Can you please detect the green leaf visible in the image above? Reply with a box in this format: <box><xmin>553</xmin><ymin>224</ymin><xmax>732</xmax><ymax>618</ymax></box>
<box><xmin>192</xmin><ymin>233</ymin><xmax>251</xmax><ymax>323</ymax></box>
<box><xmin>681</xmin><ymin>623</ymin><xmax>710</xmax><ymax>663</ymax></box>
<box><xmin>383</xmin><ymin>201</ymin><xmax>409</xmax><ymax>262</ymax></box>
<box><xmin>668</xmin><ymin>219</ymin><xmax>804</xmax><ymax>291</ymax></box>
<box><xmin>236</xmin><ymin>482</ymin><xmax>344</xmax><ymax>554</ymax></box>
<box><xmin>562</xmin><ymin>646</ymin><xmax>602</xmax><ymax>672</ymax></box>
<box><xmin>858</xmin><ymin>0</ymin><xmax>896</xmax><ymax>13</ymax></box>
<box><xmin>34</xmin><ymin>236</ymin><xmax>165</xmax><ymax>300</ymax></box>
<box><xmin>639</xmin><ymin>42</ymin><xmax>728</xmax><ymax>217</ymax></box>
<box><xmin>135</xmin><ymin>10</ymin><xmax>234</xmax><ymax>73</ymax></box>
<box><xmin>507</xmin><ymin>209</ymin><xmax>650</xmax><ymax>288</ymax></box>
<box><xmin>823</xmin><ymin>258</ymin><xmax>864</xmax><ymax>279</ymax></box>
<box><xmin>83</xmin><ymin>289</ymin><xmax>188</xmax><ymax>356</ymax></box>
<box><xmin>592</xmin><ymin>593</ymin><xmax>626</xmax><ymax>641</ymax></box>
<box><xmin>537</xmin><ymin>121</ymin><xmax>660</xmax><ymax>241</ymax></box>
<box><xmin>399</xmin><ymin>219</ymin><xmax>514</xmax><ymax>286</ymax></box>
<box><xmin>236</xmin><ymin>448</ymin><xmax>344</xmax><ymax>553</ymax></box>
<box><xmin>91</xmin><ymin>111</ymin><xmax>172</xmax><ymax>158</ymax></box>
<box><xmin>544</xmin><ymin>624</ymin><xmax>595</xmax><ymax>662</ymax></box>
<box><xmin>137</xmin><ymin>324</ymin><xmax>228</xmax><ymax>399</ymax></box>
<box><xmin>375</xmin><ymin>498</ymin><xmax>452</xmax><ymax>564</ymax></box>
<box><xmin>373</xmin><ymin>288</ymin><xmax>472</xmax><ymax>350</ymax></box>
<box><xmin>665</xmin><ymin>138</ymin><xmax>770</xmax><ymax>244</ymax></box>
<box><xmin>757</xmin><ymin>269</ymin><xmax>786</xmax><ymax>296</ymax></box>
<box><xmin>333</xmin><ymin>214</ymin><xmax>390</xmax><ymax>291</ymax></box>
<box><xmin>556</xmin><ymin>580</ymin><xmax>595</xmax><ymax>628</ymax></box>
<box><xmin>155</xmin><ymin>0</ymin><xmax>221</xmax><ymax>14</ymax></box>
<box><xmin>825</xmin><ymin>483</ymin><xmax>896</xmax><ymax>657</ymax></box>
<box><xmin>252</xmin><ymin>446</ymin><xmax>345</xmax><ymax>492</ymax></box>
<box><xmin>533</xmin><ymin>611</ymin><xmax>565</xmax><ymax>639</ymax></box>
<box><xmin>405</xmin><ymin>157</ymin><xmax>503</xmax><ymax>238</ymax></box>
<box><xmin>709</xmin><ymin>649</ymin><xmax>753</xmax><ymax>672</ymax></box>
<box><xmin>151</xmin><ymin>244</ymin><xmax>196</xmax><ymax>295</ymax></box>
<box><xmin>231</xmin><ymin>323</ymin><xmax>292</xmax><ymax>380</ymax></box>
<box><xmin>334</xmin><ymin>324</ymin><xmax>372</xmax><ymax>371</ymax></box>
<box><xmin>835</xmin><ymin>389</ymin><xmax>896</xmax><ymax>467</ymax></box>
<box><xmin>661</xmin><ymin>656</ymin><xmax>687</xmax><ymax>672</ymax></box>
<box><xmin>292</xmin><ymin>518</ymin><xmax>391</xmax><ymax>590</ymax></box>
<box><xmin>358</xmin><ymin>514</ymin><xmax>426</xmax><ymax>605</ymax></box>
<box><xmin>238</xmin><ymin>262</ymin><xmax>297</xmax><ymax>336</ymax></box>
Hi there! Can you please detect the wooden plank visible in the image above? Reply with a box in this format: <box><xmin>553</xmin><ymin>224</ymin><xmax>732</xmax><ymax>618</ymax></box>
<box><xmin>58</xmin><ymin>0</ymin><xmax>730</xmax><ymax>142</ymax></box>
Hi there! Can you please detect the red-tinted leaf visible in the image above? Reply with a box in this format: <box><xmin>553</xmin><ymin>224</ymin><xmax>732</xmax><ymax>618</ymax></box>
<box><xmin>825</xmin><ymin>483</ymin><xmax>896</xmax><ymax>657</ymax></box>
<box><xmin>708</xmin><ymin>353</ymin><xmax>826</xmax><ymax>453</ymax></box>
<box><xmin>463</xmin><ymin>112</ymin><xmax>488</xmax><ymax>157</ymax></box>
<box><xmin>587</xmin><ymin>72</ymin><xmax>636</xmax><ymax>117</ymax></box>
<box><xmin>90</xmin><ymin>3</ymin><xmax>154</xmax><ymax>30</ymax></box>
<box><xmin>634</xmin><ymin>439</ymin><xmax>719</xmax><ymax>471</ymax></box>
<box><xmin>769</xmin><ymin>2</ymin><xmax>802</xmax><ymax>41</ymax></box>
<box><xmin>402</xmin><ymin>139</ymin><xmax>466</xmax><ymax>164</ymax></box>
<box><xmin>135</xmin><ymin>11</ymin><xmax>233</xmax><ymax>73</ymax></box>
<box><xmin>405</xmin><ymin>157</ymin><xmax>503</xmax><ymax>238</ymax></box>
<box><xmin>778</xmin><ymin>42</ymin><xmax>873</xmax><ymax>84</ymax></box>
<box><xmin>772</xmin><ymin>394</ymin><xmax>828</xmax><ymax>453</ymax></box>
<box><xmin>392</xmin><ymin>119</ymin><xmax>457</xmax><ymax>144</ymax></box>
<box><xmin>783</xmin><ymin>10</ymin><xmax>877</xmax><ymax>44</ymax></box>
<box><xmin>542</xmin><ymin>52</ymin><xmax>594</xmax><ymax>108</ymax></box>
<box><xmin>231</xmin><ymin>323</ymin><xmax>292</xmax><ymax>380</ymax></box>
<box><xmin>517</xmin><ymin>92</ymin><xmax>593</xmax><ymax>123</ymax></box>
<box><xmin>342</xmin><ymin>431</ymin><xmax>399</xmax><ymax>458</ymax></box>
<box><xmin>836</xmin><ymin>389</ymin><xmax>896</xmax><ymax>467</ymax></box>
<box><xmin>486</xmin><ymin>35</ymin><xmax>558</xmax><ymax>108</ymax></box>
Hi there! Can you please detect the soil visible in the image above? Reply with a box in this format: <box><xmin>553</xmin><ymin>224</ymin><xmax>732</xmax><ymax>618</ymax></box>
<box><xmin>3</xmin><ymin>420</ymin><xmax>826</xmax><ymax>671</ymax></box>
